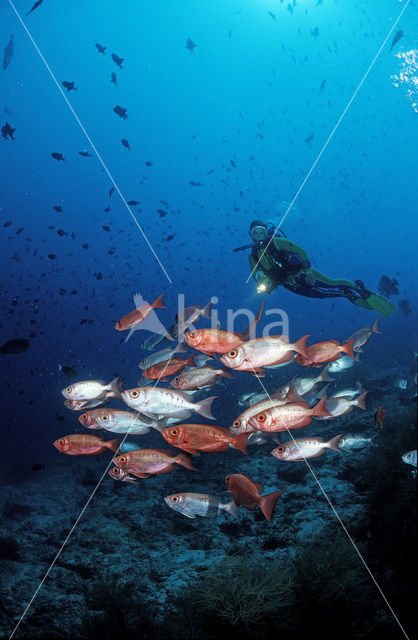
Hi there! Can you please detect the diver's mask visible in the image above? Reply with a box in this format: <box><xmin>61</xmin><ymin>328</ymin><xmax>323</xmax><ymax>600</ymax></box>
<box><xmin>250</xmin><ymin>225</ymin><xmax>268</xmax><ymax>244</ymax></box>
<box><xmin>256</xmin><ymin>276</ymin><xmax>273</xmax><ymax>294</ymax></box>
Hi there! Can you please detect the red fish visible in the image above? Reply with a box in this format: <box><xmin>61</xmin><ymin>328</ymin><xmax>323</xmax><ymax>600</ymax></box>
<box><xmin>225</xmin><ymin>473</ymin><xmax>283</xmax><ymax>521</ymax></box>
<box><xmin>374</xmin><ymin>406</ymin><xmax>386</xmax><ymax>426</ymax></box>
<box><xmin>296</xmin><ymin>339</ymin><xmax>354</xmax><ymax>367</ymax></box>
<box><xmin>142</xmin><ymin>355</ymin><xmax>195</xmax><ymax>380</ymax></box>
<box><xmin>53</xmin><ymin>434</ymin><xmax>121</xmax><ymax>455</ymax></box>
<box><xmin>162</xmin><ymin>423</ymin><xmax>249</xmax><ymax>455</ymax></box>
<box><xmin>113</xmin><ymin>448</ymin><xmax>196</xmax><ymax>477</ymax></box>
<box><xmin>184</xmin><ymin>328</ymin><xmax>244</xmax><ymax>355</ymax></box>
<box><xmin>114</xmin><ymin>293</ymin><xmax>165</xmax><ymax>331</ymax></box>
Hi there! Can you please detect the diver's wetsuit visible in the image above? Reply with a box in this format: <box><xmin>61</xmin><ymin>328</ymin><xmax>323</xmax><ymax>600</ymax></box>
<box><xmin>249</xmin><ymin>236</ymin><xmax>394</xmax><ymax>315</ymax></box>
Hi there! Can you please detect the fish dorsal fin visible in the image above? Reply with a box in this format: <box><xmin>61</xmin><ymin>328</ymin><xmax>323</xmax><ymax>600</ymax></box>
<box><xmin>284</xmin><ymin>381</ymin><xmax>303</xmax><ymax>404</ymax></box>
<box><xmin>254</xmin><ymin>482</ymin><xmax>264</xmax><ymax>494</ymax></box>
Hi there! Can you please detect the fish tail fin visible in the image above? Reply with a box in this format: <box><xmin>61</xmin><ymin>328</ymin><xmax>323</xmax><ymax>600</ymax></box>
<box><xmin>106</xmin><ymin>438</ymin><xmax>122</xmax><ymax>452</ymax></box>
<box><xmin>125</xmin><ymin>326</ymin><xmax>138</xmax><ymax>343</ymax></box>
<box><xmin>312</xmin><ymin>396</ymin><xmax>330</xmax><ymax>417</ymax></box>
<box><xmin>196</xmin><ymin>396</ymin><xmax>218</xmax><ymax>420</ymax></box>
<box><xmin>327</xmin><ymin>434</ymin><xmax>343</xmax><ymax>453</ymax></box>
<box><xmin>342</xmin><ymin>339</ymin><xmax>355</xmax><ymax>360</ymax></box>
<box><xmin>294</xmin><ymin>335</ymin><xmax>310</xmax><ymax>359</ymax></box>
<box><xmin>318</xmin><ymin>365</ymin><xmax>333</xmax><ymax>383</ymax></box>
<box><xmin>151</xmin><ymin>293</ymin><xmax>165</xmax><ymax>309</ymax></box>
<box><xmin>223</xmin><ymin>501</ymin><xmax>239</xmax><ymax>519</ymax></box>
<box><xmin>231</xmin><ymin>433</ymin><xmax>248</xmax><ymax>455</ymax></box>
<box><xmin>108</xmin><ymin>376</ymin><xmax>123</xmax><ymax>398</ymax></box>
<box><xmin>200</xmin><ymin>302</ymin><xmax>213</xmax><ymax>319</ymax></box>
<box><xmin>175</xmin><ymin>453</ymin><xmax>196</xmax><ymax>471</ymax></box>
<box><xmin>353</xmin><ymin>391</ymin><xmax>368</xmax><ymax>410</ymax></box>
<box><xmin>185</xmin><ymin>355</ymin><xmax>195</xmax><ymax>367</ymax></box>
<box><xmin>220</xmin><ymin>369</ymin><xmax>235</xmax><ymax>379</ymax></box>
<box><xmin>58</xmin><ymin>364</ymin><xmax>63</xmax><ymax>372</ymax></box>
<box><xmin>259</xmin><ymin>491</ymin><xmax>283</xmax><ymax>522</ymax></box>
<box><xmin>372</xmin><ymin>317</ymin><xmax>383</xmax><ymax>334</ymax></box>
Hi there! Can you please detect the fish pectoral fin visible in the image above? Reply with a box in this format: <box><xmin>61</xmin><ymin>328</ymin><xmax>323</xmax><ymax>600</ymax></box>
<box><xmin>182</xmin><ymin>512</ymin><xmax>197</xmax><ymax>518</ymax></box>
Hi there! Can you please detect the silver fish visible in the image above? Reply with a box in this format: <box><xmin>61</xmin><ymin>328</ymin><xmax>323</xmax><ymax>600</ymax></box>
<box><xmin>138</xmin><ymin>344</ymin><xmax>186</xmax><ymax>370</ymax></box>
<box><xmin>402</xmin><ymin>450</ymin><xmax>417</xmax><ymax>467</ymax></box>
<box><xmin>164</xmin><ymin>493</ymin><xmax>239</xmax><ymax>519</ymax></box>
<box><xmin>79</xmin><ymin>408</ymin><xmax>157</xmax><ymax>434</ymax></box>
<box><xmin>331</xmin><ymin>381</ymin><xmax>364</xmax><ymax>400</ymax></box>
<box><xmin>238</xmin><ymin>392</ymin><xmax>269</xmax><ymax>408</ymax></box>
<box><xmin>315</xmin><ymin>392</ymin><xmax>368</xmax><ymax>419</ymax></box>
<box><xmin>328</xmin><ymin>355</ymin><xmax>358</xmax><ymax>373</ymax></box>
<box><xmin>280</xmin><ymin>365</ymin><xmax>332</xmax><ymax>396</ymax></box>
<box><xmin>395</xmin><ymin>378</ymin><xmax>408</xmax><ymax>390</ymax></box>
<box><xmin>61</xmin><ymin>376</ymin><xmax>122</xmax><ymax>401</ymax></box>
<box><xmin>271</xmin><ymin>434</ymin><xmax>343</xmax><ymax>461</ymax></box>
<box><xmin>121</xmin><ymin>387</ymin><xmax>217</xmax><ymax>419</ymax></box>
<box><xmin>348</xmin><ymin>317</ymin><xmax>382</xmax><ymax>353</ymax></box>
<box><xmin>338</xmin><ymin>433</ymin><xmax>374</xmax><ymax>450</ymax></box>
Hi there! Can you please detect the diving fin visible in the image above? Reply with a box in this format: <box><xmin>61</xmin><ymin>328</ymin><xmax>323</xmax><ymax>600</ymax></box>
<box><xmin>364</xmin><ymin>293</ymin><xmax>396</xmax><ymax>318</ymax></box>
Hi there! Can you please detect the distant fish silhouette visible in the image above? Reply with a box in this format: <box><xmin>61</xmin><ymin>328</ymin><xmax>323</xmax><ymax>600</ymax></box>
<box><xmin>1</xmin><ymin>122</ymin><xmax>15</xmax><ymax>140</ymax></box>
<box><xmin>121</xmin><ymin>138</ymin><xmax>131</xmax><ymax>150</ymax></box>
<box><xmin>78</xmin><ymin>150</ymin><xmax>92</xmax><ymax>157</ymax></box>
<box><xmin>51</xmin><ymin>152</ymin><xmax>65</xmax><ymax>161</ymax></box>
<box><xmin>111</xmin><ymin>72</ymin><xmax>117</xmax><ymax>86</ymax></box>
<box><xmin>186</xmin><ymin>38</ymin><xmax>197</xmax><ymax>53</ymax></box>
<box><xmin>26</xmin><ymin>0</ymin><xmax>44</xmax><ymax>16</ymax></box>
<box><xmin>3</xmin><ymin>35</ymin><xmax>14</xmax><ymax>71</ymax></box>
<box><xmin>62</xmin><ymin>80</ymin><xmax>77</xmax><ymax>92</ymax></box>
<box><xmin>95</xmin><ymin>43</ymin><xmax>106</xmax><ymax>55</ymax></box>
<box><xmin>113</xmin><ymin>105</ymin><xmax>128</xmax><ymax>120</ymax></box>
<box><xmin>390</xmin><ymin>30</ymin><xmax>404</xmax><ymax>51</ymax></box>
<box><xmin>112</xmin><ymin>53</ymin><xmax>124</xmax><ymax>69</ymax></box>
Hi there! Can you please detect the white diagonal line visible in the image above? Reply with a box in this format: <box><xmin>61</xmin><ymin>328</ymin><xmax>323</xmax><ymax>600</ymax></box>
<box><xmin>247</xmin><ymin>0</ymin><xmax>411</xmax><ymax>284</ymax></box>
<box><xmin>248</xmin><ymin>366</ymin><xmax>410</xmax><ymax>639</ymax></box>
<box><xmin>8</xmin><ymin>352</ymin><xmax>182</xmax><ymax>639</ymax></box>
<box><xmin>7</xmin><ymin>0</ymin><xmax>172</xmax><ymax>284</ymax></box>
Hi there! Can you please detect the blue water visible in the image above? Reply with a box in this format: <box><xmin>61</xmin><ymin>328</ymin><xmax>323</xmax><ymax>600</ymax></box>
<box><xmin>0</xmin><ymin>1</ymin><xmax>417</xmax><ymax>639</ymax></box>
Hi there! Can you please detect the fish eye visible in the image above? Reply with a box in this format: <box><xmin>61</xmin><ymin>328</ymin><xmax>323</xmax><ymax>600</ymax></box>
<box><xmin>66</xmin><ymin>386</ymin><xmax>72</xmax><ymax>393</ymax></box>
<box><xmin>130</xmin><ymin>390</ymin><xmax>139</xmax><ymax>398</ymax></box>
<box><xmin>257</xmin><ymin>413</ymin><xmax>266</xmax><ymax>422</ymax></box>
<box><xmin>228</xmin><ymin>350</ymin><xmax>238</xmax><ymax>358</ymax></box>
<box><xmin>140</xmin><ymin>360</ymin><xmax>146</xmax><ymax>365</ymax></box>
<box><xmin>189</xmin><ymin>331</ymin><xmax>197</xmax><ymax>338</ymax></box>
<box><xmin>233</xmin><ymin>420</ymin><xmax>240</xmax><ymax>428</ymax></box>
<box><xmin>173</xmin><ymin>376</ymin><xmax>179</xmax><ymax>382</ymax></box>
<box><xmin>119</xmin><ymin>456</ymin><xmax>127</xmax><ymax>464</ymax></box>
<box><xmin>58</xmin><ymin>439</ymin><xmax>65</xmax><ymax>446</ymax></box>
<box><xmin>81</xmin><ymin>413</ymin><xmax>88</xmax><ymax>421</ymax></box>
<box><xmin>225</xmin><ymin>475</ymin><xmax>231</xmax><ymax>485</ymax></box>
<box><xmin>102</xmin><ymin>415</ymin><xmax>109</xmax><ymax>422</ymax></box>
<box><xmin>113</xmin><ymin>468</ymin><xmax>120</xmax><ymax>474</ymax></box>
<box><xmin>170</xmin><ymin>428</ymin><xmax>180</xmax><ymax>437</ymax></box>
<box><xmin>277</xmin><ymin>446</ymin><xmax>285</xmax><ymax>453</ymax></box>
<box><xmin>171</xmin><ymin>496</ymin><xmax>179</xmax><ymax>503</ymax></box>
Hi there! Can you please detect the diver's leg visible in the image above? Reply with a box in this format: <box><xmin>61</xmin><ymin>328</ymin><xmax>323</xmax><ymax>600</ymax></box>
<box><xmin>309</xmin><ymin>270</ymin><xmax>395</xmax><ymax>316</ymax></box>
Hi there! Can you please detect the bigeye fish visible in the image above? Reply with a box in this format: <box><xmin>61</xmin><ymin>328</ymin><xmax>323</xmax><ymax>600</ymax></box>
<box><xmin>114</xmin><ymin>448</ymin><xmax>196</xmax><ymax>478</ymax></box>
<box><xmin>53</xmin><ymin>433</ymin><xmax>121</xmax><ymax>455</ymax></box>
<box><xmin>138</xmin><ymin>344</ymin><xmax>186</xmax><ymax>370</ymax></box>
<box><xmin>121</xmin><ymin>387</ymin><xmax>217</xmax><ymax>420</ymax></box>
<box><xmin>170</xmin><ymin>366</ymin><xmax>234</xmax><ymax>390</ymax></box>
<box><xmin>78</xmin><ymin>409</ymin><xmax>158</xmax><ymax>434</ymax></box>
<box><xmin>61</xmin><ymin>376</ymin><xmax>123</xmax><ymax>401</ymax></box>
<box><xmin>220</xmin><ymin>335</ymin><xmax>309</xmax><ymax>374</ymax></box>
<box><xmin>109</xmin><ymin>467</ymin><xmax>141</xmax><ymax>483</ymax></box>
<box><xmin>402</xmin><ymin>450</ymin><xmax>417</xmax><ymax>468</ymax></box>
<box><xmin>170</xmin><ymin>302</ymin><xmax>215</xmax><ymax>340</ymax></box>
<box><xmin>165</xmin><ymin>493</ymin><xmax>239</xmax><ymax>519</ymax></box>
<box><xmin>347</xmin><ymin>317</ymin><xmax>382</xmax><ymax>353</ymax></box>
<box><xmin>271</xmin><ymin>434</ymin><xmax>343</xmax><ymax>461</ymax></box>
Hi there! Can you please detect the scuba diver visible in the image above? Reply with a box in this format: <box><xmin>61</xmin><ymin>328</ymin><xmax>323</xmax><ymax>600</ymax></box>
<box><xmin>234</xmin><ymin>220</ymin><xmax>395</xmax><ymax>317</ymax></box>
